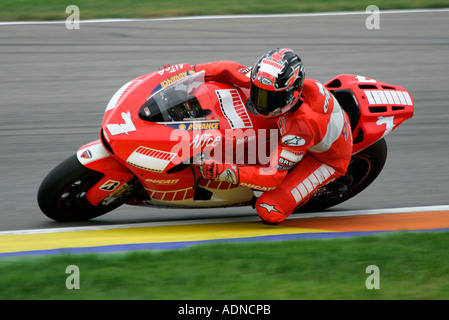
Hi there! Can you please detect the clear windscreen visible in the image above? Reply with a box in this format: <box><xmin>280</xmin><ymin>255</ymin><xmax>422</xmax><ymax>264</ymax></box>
<box><xmin>139</xmin><ymin>70</ymin><xmax>211</xmax><ymax>122</ymax></box>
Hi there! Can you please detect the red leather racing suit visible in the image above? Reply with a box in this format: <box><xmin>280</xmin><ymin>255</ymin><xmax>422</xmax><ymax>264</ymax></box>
<box><xmin>195</xmin><ymin>61</ymin><xmax>353</xmax><ymax>224</ymax></box>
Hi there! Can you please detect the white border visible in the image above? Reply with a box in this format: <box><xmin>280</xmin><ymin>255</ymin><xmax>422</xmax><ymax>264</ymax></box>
<box><xmin>0</xmin><ymin>8</ymin><xmax>448</xmax><ymax>26</ymax></box>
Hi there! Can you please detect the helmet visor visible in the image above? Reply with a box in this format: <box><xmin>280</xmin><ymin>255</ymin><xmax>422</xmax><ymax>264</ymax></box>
<box><xmin>250</xmin><ymin>83</ymin><xmax>294</xmax><ymax>117</ymax></box>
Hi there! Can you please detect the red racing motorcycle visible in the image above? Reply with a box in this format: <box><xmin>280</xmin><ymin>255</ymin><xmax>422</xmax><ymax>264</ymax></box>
<box><xmin>37</xmin><ymin>64</ymin><xmax>414</xmax><ymax>221</ymax></box>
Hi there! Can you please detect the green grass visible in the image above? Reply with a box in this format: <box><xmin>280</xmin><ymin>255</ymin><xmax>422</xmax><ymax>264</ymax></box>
<box><xmin>0</xmin><ymin>0</ymin><xmax>448</xmax><ymax>21</ymax></box>
<box><xmin>1</xmin><ymin>231</ymin><xmax>448</xmax><ymax>300</ymax></box>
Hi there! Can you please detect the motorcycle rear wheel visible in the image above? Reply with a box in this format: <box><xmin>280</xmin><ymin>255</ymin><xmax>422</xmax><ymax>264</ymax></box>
<box><xmin>298</xmin><ymin>138</ymin><xmax>388</xmax><ymax>212</ymax></box>
<box><xmin>37</xmin><ymin>154</ymin><xmax>132</xmax><ymax>221</ymax></box>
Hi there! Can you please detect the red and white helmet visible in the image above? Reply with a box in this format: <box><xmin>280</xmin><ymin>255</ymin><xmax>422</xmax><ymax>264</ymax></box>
<box><xmin>248</xmin><ymin>48</ymin><xmax>305</xmax><ymax>118</ymax></box>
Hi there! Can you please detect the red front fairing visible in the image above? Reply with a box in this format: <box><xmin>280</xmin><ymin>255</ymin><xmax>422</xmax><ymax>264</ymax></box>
<box><xmin>325</xmin><ymin>74</ymin><xmax>414</xmax><ymax>154</ymax></box>
<box><xmin>90</xmin><ymin>64</ymin><xmax>277</xmax><ymax>206</ymax></box>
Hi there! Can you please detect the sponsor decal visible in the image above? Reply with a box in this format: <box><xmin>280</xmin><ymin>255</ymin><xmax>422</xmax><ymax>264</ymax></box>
<box><xmin>259</xmin><ymin>202</ymin><xmax>280</xmax><ymax>213</ymax></box>
<box><xmin>76</xmin><ymin>142</ymin><xmax>110</xmax><ymax>165</ymax></box>
<box><xmin>190</xmin><ymin>133</ymin><xmax>221</xmax><ymax>149</ymax></box>
<box><xmin>278</xmin><ymin>157</ymin><xmax>296</xmax><ymax>167</ymax></box>
<box><xmin>157</xmin><ymin>64</ymin><xmax>185</xmax><ymax>75</ymax></box>
<box><xmin>236</xmin><ymin>134</ymin><xmax>256</xmax><ymax>145</ymax></box>
<box><xmin>80</xmin><ymin>149</ymin><xmax>92</xmax><ymax>159</ymax></box>
<box><xmin>145</xmin><ymin>178</ymin><xmax>180</xmax><ymax>185</ymax></box>
<box><xmin>160</xmin><ymin>70</ymin><xmax>195</xmax><ymax>88</ymax></box>
<box><xmin>163</xmin><ymin>120</ymin><xmax>220</xmax><ymax>131</ymax></box>
<box><xmin>281</xmin><ymin>135</ymin><xmax>306</xmax><ymax>146</ymax></box>
<box><xmin>275</xmin><ymin>163</ymin><xmax>291</xmax><ymax>171</ymax></box>
<box><xmin>277</xmin><ymin>151</ymin><xmax>300</xmax><ymax>171</ymax></box>
<box><xmin>99</xmin><ymin>180</ymin><xmax>121</xmax><ymax>191</ymax></box>
<box><xmin>151</xmin><ymin>70</ymin><xmax>196</xmax><ymax>94</ymax></box>
<box><xmin>239</xmin><ymin>182</ymin><xmax>276</xmax><ymax>191</ymax></box>
<box><xmin>187</xmin><ymin>122</ymin><xmax>219</xmax><ymax>131</ymax></box>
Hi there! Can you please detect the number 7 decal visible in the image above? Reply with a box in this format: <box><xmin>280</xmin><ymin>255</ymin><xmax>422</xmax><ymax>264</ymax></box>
<box><xmin>376</xmin><ymin>116</ymin><xmax>395</xmax><ymax>137</ymax></box>
<box><xmin>356</xmin><ymin>75</ymin><xmax>377</xmax><ymax>83</ymax></box>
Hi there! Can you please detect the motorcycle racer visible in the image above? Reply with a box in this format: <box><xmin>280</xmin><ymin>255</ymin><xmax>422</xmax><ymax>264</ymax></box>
<box><xmin>196</xmin><ymin>48</ymin><xmax>353</xmax><ymax>224</ymax></box>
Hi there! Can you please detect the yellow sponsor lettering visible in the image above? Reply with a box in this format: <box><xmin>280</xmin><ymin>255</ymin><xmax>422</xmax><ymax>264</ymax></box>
<box><xmin>187</xmin><ymin>122</ymin><xmax>220</xmax><ymax>131</ymax></box>
<box><xmin>161</xmin><ymin>72</ymin><xmax>188</xmax><ymax>88</ymax></box>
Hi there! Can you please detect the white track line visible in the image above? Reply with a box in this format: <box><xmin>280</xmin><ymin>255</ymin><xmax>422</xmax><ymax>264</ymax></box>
<box><xmin>0</xmin><ymin>8</ymin><xmax>448</xmax><ymax>26</ymax></box>
<box><xmin>0</xmin><ymin>205</ymin><xmax>448</xmax><ymax>236</ymax></box>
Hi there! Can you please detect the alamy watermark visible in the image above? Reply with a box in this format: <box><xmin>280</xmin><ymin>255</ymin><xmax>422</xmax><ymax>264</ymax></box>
<box><xmin>170</xmin><ymin>128</ymin><xmax>281</xmax><ymax>175</ymax></box>
<box><xmin>66</xmin><ymin>5</ymin><xmax>80</xmax><ymax>30</ymax></box>
<box><xmin>366</xmin><ymin>5</ymin><xmax>380</xmax><ymax>30</ymax></box>
<box><xmin>65</xmin><ymin>265</ymin><xmax>80</xmax><ymax>289</ymax></box>
<box><xmin>365</xmin><ymin>265</ymin><xmax>380</xmax><ymax>289</ymax></box>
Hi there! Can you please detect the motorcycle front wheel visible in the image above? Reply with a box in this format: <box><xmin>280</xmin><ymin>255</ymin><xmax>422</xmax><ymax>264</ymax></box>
<box><xmin>37</xmin><ymin>154</ymin><xmax>133</xmax><ymax>221</ymax></box>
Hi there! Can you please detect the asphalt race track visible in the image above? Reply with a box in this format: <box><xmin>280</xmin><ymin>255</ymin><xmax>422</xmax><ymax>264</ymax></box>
<box><xmin>1</xmin><ymin>10</ymin><xmax>448</xmax><ymax>251</ymax></box>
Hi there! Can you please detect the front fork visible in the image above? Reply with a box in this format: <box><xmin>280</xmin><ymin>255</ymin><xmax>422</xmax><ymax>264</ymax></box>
<box><xmin>101</xmin><ymin>176</ymin><xmax>140</xmax><ymax>206</ymax></box>
<box><xmin>76</xmin><ymin>140</ymin><xmax>137</xmax><ymax>206</ymax></box>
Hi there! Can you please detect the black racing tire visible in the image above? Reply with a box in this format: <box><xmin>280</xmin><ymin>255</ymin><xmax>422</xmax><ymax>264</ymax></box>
<box><xmin>298</xmin><ymin>138</ymin><xmax>388</xmax><ymax>212</ymax></box>
<box><xmin>37</xmin><ymin>154</ymin><xmax>131</xmax><ymax>222</ymax></box>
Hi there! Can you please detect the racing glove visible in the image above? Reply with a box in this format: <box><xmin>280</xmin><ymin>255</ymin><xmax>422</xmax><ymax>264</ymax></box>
<box><xmin>199</xmin><ymin>160</ymin><xmax>240</xmax><ymax>185</ymax></box>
